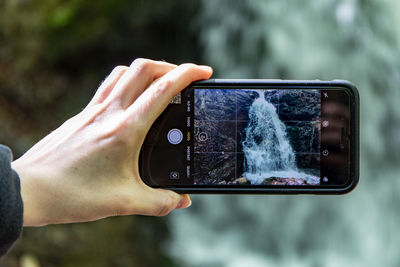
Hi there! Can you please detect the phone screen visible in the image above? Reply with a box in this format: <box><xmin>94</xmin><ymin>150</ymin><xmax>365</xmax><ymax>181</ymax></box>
<box><xmin>140</xmin><ymin>84</ymin><xmax>353</xmax><ymax>189</ymax></box>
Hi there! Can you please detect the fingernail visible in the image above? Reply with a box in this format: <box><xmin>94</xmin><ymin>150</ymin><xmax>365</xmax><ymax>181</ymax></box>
<box><xmin>176</xmin><ymin>195</ymin><xmax>192</xmax><ymax>209</ymax></box>
<box><xmin>200</xmin><ymin>65</ymin><xmax>213</xmax><ymax>72</ymax></box>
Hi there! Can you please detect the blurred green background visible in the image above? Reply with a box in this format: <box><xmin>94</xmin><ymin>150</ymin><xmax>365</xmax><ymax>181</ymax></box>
<box><xmin>1</xmin><ymin>0</ymin><xmax>400</xmax><ymax>266</ymax></box>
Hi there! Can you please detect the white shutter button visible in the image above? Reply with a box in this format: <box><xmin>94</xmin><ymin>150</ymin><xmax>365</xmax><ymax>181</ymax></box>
<box><xmin>167</xmin><ymin>129</ymin><xmax>183</xmax><ymax>145</ymax></box>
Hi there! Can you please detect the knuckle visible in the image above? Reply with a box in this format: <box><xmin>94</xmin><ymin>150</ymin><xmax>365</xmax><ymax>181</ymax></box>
<box><xmin>178</xmin><ymin>63</ymin><xmax>200</xmax><ymax>81</ymax></box>
<box><xmin>97</xmin><ymin>112</ymin><xmax>133</xmax><ymax>147</ymax></box>
<box><xmin>131</xmin><ymin>57</ymin><xmax>147</xmax><ymax>66</ymax></box>
<box><xmin>131</xmin><ymin>58</ymin><xmax>153</xmax><ymax>75</ymax></box>
<box><xmin>179</xmin><ymin>63</ymin><xmax>197</xmax><ymax>72</ymax></box>
<box><xmin>155</xmin><ymin>79</ymin><xmax>174</xmax><ymax>95</ymax></box>
<box><xmin>112</xmin><ymin>65</ymin><xmax>128</xmax><ymax>73</ymax></box>
<box><xmin>155</xmin><ymin>194</ymin><xmax>176</xmax><ymax>216</ymax></box>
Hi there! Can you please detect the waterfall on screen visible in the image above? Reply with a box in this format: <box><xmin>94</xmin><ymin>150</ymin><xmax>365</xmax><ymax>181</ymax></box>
<box><xmin>242</xmin><ymin>91</ymin><xmax>319</xmax><ymax>184</ymax></box>
<box><xmin>242</xmin><ymin>91</ymin><xmax>296</xmax><ymax>184</ymax></box>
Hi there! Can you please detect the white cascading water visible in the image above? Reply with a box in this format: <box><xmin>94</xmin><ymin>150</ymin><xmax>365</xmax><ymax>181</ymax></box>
<box><xmin>242</xmin><ymin>91</ymin><xmax>319</xmax><ymax>184</ymax></box>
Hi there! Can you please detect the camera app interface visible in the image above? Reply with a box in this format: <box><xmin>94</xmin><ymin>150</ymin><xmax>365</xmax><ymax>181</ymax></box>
<box><xmin>142</xmin><ymin>86</ymin><xmax>350</xmax><ymax>187</ymax></box>
<box><xmin>193</xmin><ymin>89</ymin><xmax>321</xmax><ymax>186</ymax></box>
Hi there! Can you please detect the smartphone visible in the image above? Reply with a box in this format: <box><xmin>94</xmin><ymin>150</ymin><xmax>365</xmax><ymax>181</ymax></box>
<box><xmin>139</xmin><ymin>79</ymin><xmax>359</xmax><ymax>194</ymax></box>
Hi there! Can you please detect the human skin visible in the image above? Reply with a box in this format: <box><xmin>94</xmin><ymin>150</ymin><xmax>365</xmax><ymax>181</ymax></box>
<box><xmin>11</xmin><ymin>59</ymin><xmax>213</xmax><ymax>226</ymax></box>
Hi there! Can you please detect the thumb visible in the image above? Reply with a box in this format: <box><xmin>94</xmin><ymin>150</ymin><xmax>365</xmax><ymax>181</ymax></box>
<box><xmin>127</xmin><ymin>186</ymin><xmax>192</xmax><ymax>216</ymax></box>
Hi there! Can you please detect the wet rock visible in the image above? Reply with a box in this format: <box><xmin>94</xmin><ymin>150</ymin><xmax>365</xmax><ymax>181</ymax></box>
<box><xmin>261</xmin><ymin>177</ymin><xmax>314</xmax><ymax>185</ymax></box>
<box><xmin>228</xmin><ymin>177</ymin><xmax>251</xmax><ymax>185</ymax></box>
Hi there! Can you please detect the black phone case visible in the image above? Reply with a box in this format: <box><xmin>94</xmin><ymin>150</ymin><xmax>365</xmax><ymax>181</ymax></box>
<box><xmin>139</xmin><ymin>79</ymin><xmax>360</xmax><ymax>194</ymax></box>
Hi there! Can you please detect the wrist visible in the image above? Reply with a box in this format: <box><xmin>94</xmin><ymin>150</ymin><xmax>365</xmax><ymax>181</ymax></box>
<box><xmin>12</xmin><ymin>160</ymin><xmax>50</xmax><ymax>226</ymax></box>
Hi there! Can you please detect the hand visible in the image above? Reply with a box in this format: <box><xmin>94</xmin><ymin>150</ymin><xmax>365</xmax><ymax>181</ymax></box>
<box><xmin>12</xmin><ymin>59</ymin><xmax>213</xmax><ymax>226</ymax></box>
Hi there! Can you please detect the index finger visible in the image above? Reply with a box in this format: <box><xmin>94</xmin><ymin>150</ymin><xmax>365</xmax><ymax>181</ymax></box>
<box><xmin>125</xmin><ymin>63</ymin><xmax>213</xmax><ymax>131</ymax></box>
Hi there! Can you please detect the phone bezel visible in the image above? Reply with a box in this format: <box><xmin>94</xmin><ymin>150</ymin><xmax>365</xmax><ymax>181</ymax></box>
<box><xmin>139</xmin><ymin>79</ymin><xmax>359</xmax><ymax>194</ymax></box>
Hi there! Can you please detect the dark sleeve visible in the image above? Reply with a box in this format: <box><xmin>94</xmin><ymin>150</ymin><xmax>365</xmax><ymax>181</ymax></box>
<box><xmin>0</xmin><ymin>145</ymin><xmax>23</xmax><ymax>257</ymax></box>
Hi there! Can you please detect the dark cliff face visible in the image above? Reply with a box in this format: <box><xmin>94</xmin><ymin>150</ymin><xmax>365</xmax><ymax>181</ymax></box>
<box><xmin>276</xmin><ymin>90</ymin><xmax>321</xmax><ymax>121</ymax></box>
<box><xmin>193</xmin><ymin>89</ymin><xmax>321</xmax><ymax>184</ymax></box>
<box><xmin>193</xmin><ymin>89</ymin><xmax>256</xmax><ymax>183</ymax></box>
<box><xmin>276</xmin><ymin>90</ymin><xmax>320</xmax><ymax>173</ymax></box>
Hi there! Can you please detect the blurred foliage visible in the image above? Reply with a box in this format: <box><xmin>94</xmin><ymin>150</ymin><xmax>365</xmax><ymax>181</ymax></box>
<box><xmin>5</xmin><ymin>216</ymin><xmax>175</xmax><ymax>267</ymax></box>
<box><xmin>0</xmin><ymin>0</ymin><xmax>202</xmax><ymax>266</ymax></box>
<box><xmin>0</xmin><ymin>0</ymin><xmax>201</xmax><ymax>156</ymax></box>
